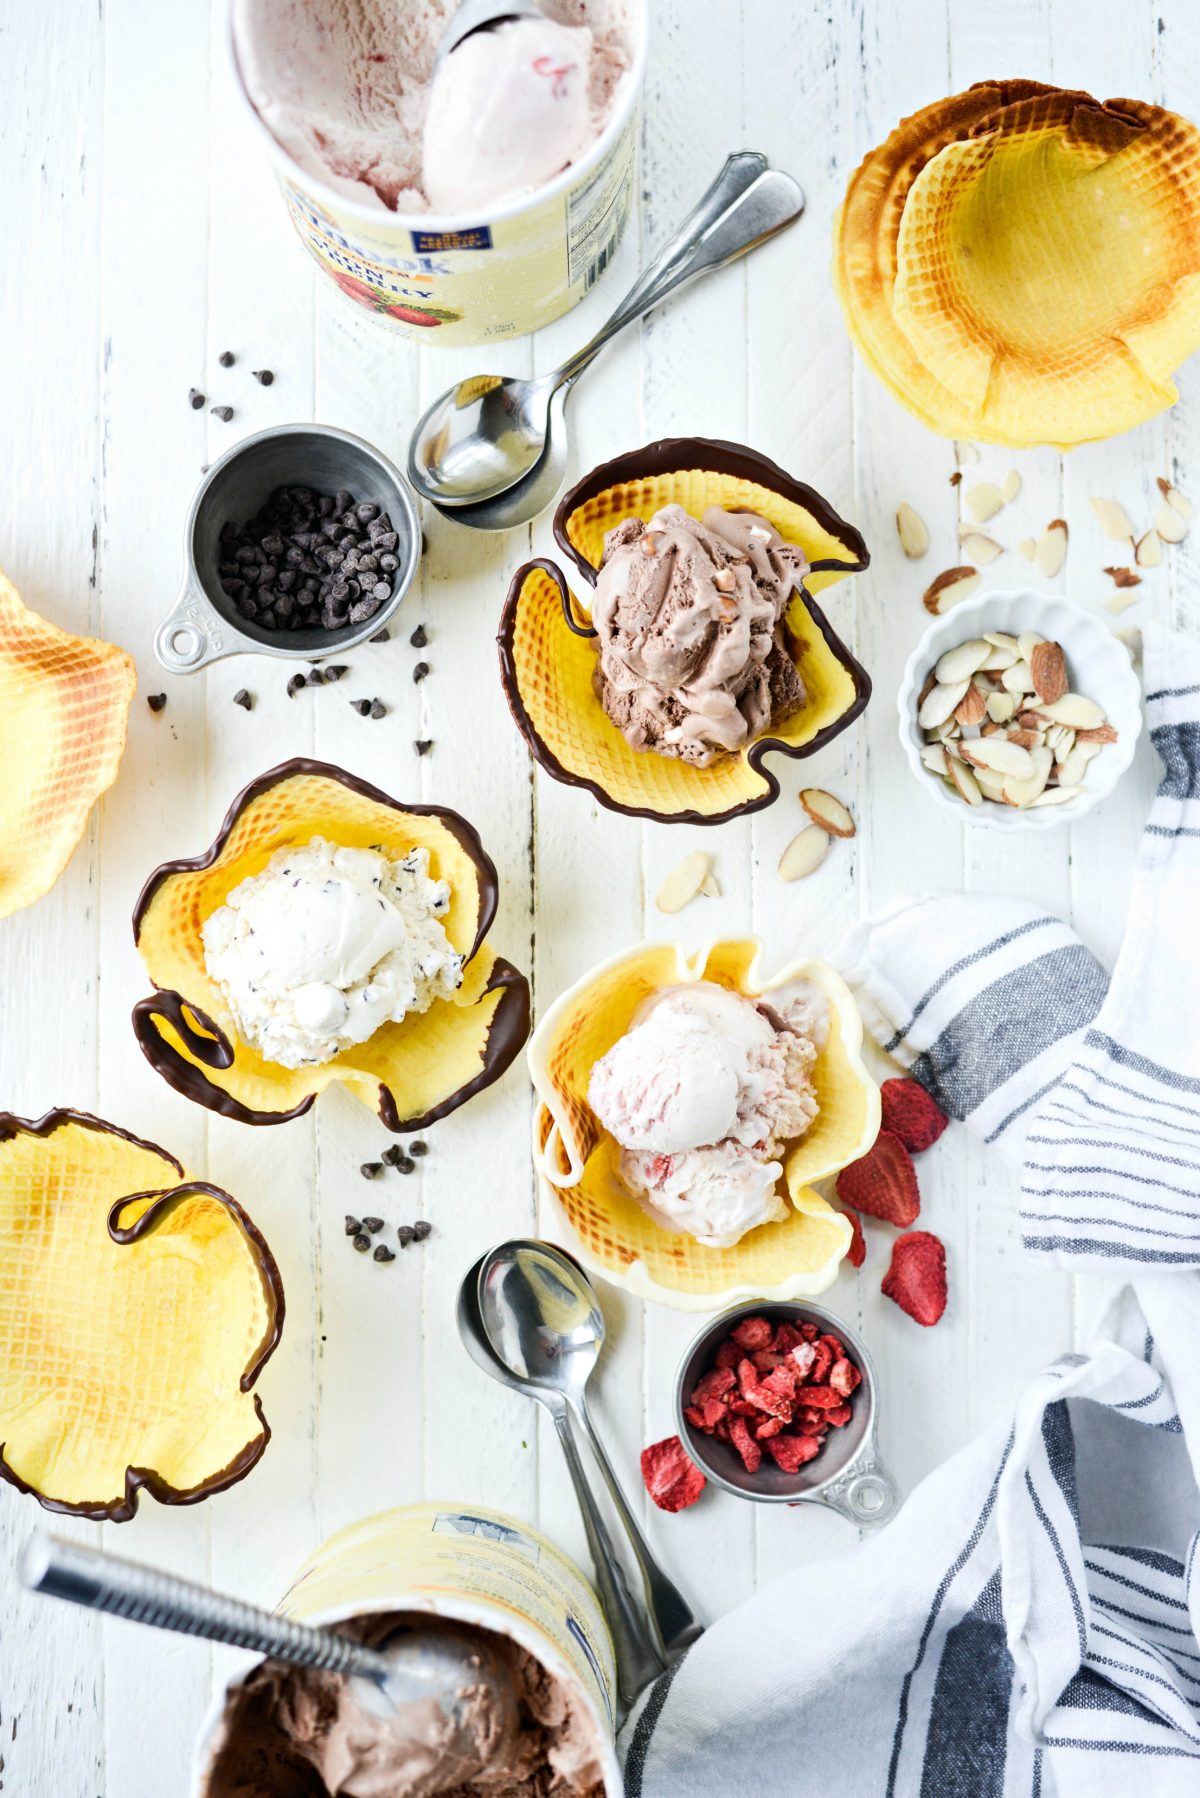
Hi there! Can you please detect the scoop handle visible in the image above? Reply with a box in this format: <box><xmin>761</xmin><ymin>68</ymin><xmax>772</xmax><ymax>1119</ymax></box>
<box><xmin>20</xmin><ymin>1533</ymin><xmax>389</xmax><ymax>1682</ymax></box>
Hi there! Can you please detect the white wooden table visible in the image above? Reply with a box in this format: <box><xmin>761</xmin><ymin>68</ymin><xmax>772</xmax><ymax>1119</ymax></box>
<box><xmin>3</xmin><ymin>1</ymin><xmax>1198</xmax><ymax>1789</ymax></box>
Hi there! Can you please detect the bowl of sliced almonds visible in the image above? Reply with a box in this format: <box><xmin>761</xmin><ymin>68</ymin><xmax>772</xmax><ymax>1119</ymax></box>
<box><xmin>897</xmin><ymin>590</ymin><xmax>1142</xmax><ymax>830</ymax></box>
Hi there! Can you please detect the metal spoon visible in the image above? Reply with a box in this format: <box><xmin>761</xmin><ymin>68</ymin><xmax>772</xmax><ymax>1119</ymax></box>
<box><xmin>435</xmin><ymin>0</ymin><xmax>545</xmax><ymax>71</ymax></box>
<box><xmin>456</xmin><ymin>1253</ymin><xmax>667</xmax><ymax>1711</ymax></box>
<box><xmin>409</xmin><ymin>153</ymin><xmax>805</xmax><ymax>526</ymax></box>
<box><xmin>477</xmin><ymin>1241</ymin><xmax>703</xmax><ymax>1660</ymax></box>
<box><xmin>20</xmin><ymin>1532</ymin><xmax>522</xmax><ymax>1769</ymax></box>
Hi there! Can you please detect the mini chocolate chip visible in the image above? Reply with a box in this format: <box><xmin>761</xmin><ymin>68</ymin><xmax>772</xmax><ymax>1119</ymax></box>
<box><xmin>362</xmin><ymin>1216</ymin><xmax>384</xmax><ymax>1234</ymax></box>
<box><xmin>344</xmin><ymin>1215</ymin><xmax>362</xmax><ymax>1236</ymax></box>
<box><xmin>409</xmin><ymin>624</ymin><xmax>427</xmax><ymax>648</ymax></box>
<box><xmin>307</xmin><ymin>667</ymin><xmax>326</xmax><ymax>685</ymax></box>
<box><xmin>352</xmin><ymin>698</ymin><xmax>372</xmax><ymax>716</ymax></box>
<box><xmin>412</xmin><ymin>1220</ymin><xmax>433</xmax><ymax>1242</ymax></box>
<box><xmin>360</xmin><ymin>1161</ymin><xmax>383</xmax><ymax>1179</ymax></box>
<box><xmin>286</xmin><ymin>673</ymin><xmax>307</xmax><ymax>698</ymax></box>
<box><xmin>373</xmin><ymin>1245</ymin><xmax>396</xmax><ymax>1263</ymax></box>
<box><xmin>413</xmin><ymin>661</ymin><xmax>429</xmax><ymax>683</ymax></box>
<box><xmin>356</xmin><ymin>503</ymin><xmax>379</xmax><ymax>524</ymax></box>
<box><xmin>371</xmin><ymin>581</ymin><xmax>391</xmax><ymax>601</ymax></box>
<box><xmin>188</xmin><ymin>387</ymin><xmax>205</xmax><ymax>409</ymax></box>
<box><xmin>218</xmin><ymin>350</ymin><xmax>235</xmax><ymax>367</ymax></box>
<box><xmin>409</xmin><ymin>1141</ymin><xmax>428</xmax><ymax>1157</ymax></box>
<box><xmin>414</xmin><ymin>739</ymin><xmax>432</xmax><ymax>756</ymax></box>
<box><xmin>353</xmin><ymin>1233</ymin><xmax>371</xmax><ymax>1253</ymax></box>
<box><xmin>395</xmin><ymin>1154</ymin><xmax>415</xmax><ymax>1175</ymax></box>
<box><xmin>147</xmin><ymin>693</ymin><xmax>167</xmax><ymax>712</ymax></box>
<box><xmin>369</xmin><ymin>699</ymin><xmax>387</xmax><ymax>720</ymax></box>
<box><xmin>371</xmin><ymin>628</ymin><xmax>390</xmax><ymax>643</ymax></box>
<box><xmin>381</xmin><ymin>1145</ymin><xmax>403</xmax><ymax>1167</ymax></box>
<box><xmin>324</xmin><ymin>664</ymin><xmax>348</xmax><ymax>681</ymax></box>
<box><xmin>233</xmin><ymin>689</ymin><xmax>253</xmax><ymax>710</ymax></box>
<box><xmin>253</xmin><ymin>368</ymin><xmax>275</xmax><ymax>385</ymax></box>
<box><xmin>211</xmin><ymin>404</ymin><xmax>234</xmax><ymax>421</ymax></box>
<box><xmin>396</xmin><ymin>1224</ymin><xmax>415</xmax><ymax>1247</ymax></box>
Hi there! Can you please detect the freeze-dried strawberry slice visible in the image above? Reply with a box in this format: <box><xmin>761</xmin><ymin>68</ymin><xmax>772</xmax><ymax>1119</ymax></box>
<box><xmin>765</xmin><ymin>1432</ymin><xmax>821</xmax><ymax>1472</ymax></box>
<box><xmin>700</xmin><ymin>1397</ymin><xmax>728</xmax><ymax>1430</ymax></box>
<box><xmin>744</xmin><ymin>1380</ymin><xmax>792</xmax><ymax>1420</ymax></box>
<box><xmin>730</xmin><ymin>1415</ymin><xmax>762</xmax><ymax>1473</ymax></box>
<box><xmin>755</xmin><ymin>1415</ymin><xmax>787</xmax><ymax>1440</ymax></box>
<box><xmin>692</xmin><ymin>1367</ymin><xmax>735</xmax><ymax>1404</ymax></box>
<box><xmin>641</xmin><ymin>1436</ymin><xmax>706</xmax><ymax>1512</ymax></box>
<box><xmin>731</xmin><ymin>1316</ymin><xmax>774</xmax><ymax>1350</ymax></box>
<box><xmin>845</xmin><ymin>1206</ymin><xmax>867</xmax><ymax>1267</ymax></box>
<box><xmin>800</xmin><ymin>1322</ymin><xmax>818</xmax><ymax>1342</ymax></box>
<box><xmin>826</xmin><ymin>1404</ymin><xmax>852</xmax><ymax>1427</ymax></box>
<box><xmin>736</xmin><ymin>1357</ymin><xmax>759</xmax><ymax>1398</ymax></box>
<box><xmin>830</xmin><ymin>1357</ymin><xmax>861</xmax><ymax>1398</ymax></box>
<box><xmin>799</xmin><ymin>1384</ymin><xmax>843</xmax><ymax>1409</ymax></box>
<box><xmin>837</xmin><ymin>1130</ymin><xmax>920</xmax><ymax>1226</ymax></box>
<box><xmin>880</xmin><ymin>1077</ymin><xmax>949</xmax><ymax>1153</ymax></box>
<box><xmin>714</xmin><ymin>1339</ymin><xmax>741</xmax><ymax>1371</ymax></box>
<box><xmin>795</xmin><ymin>1407</ymin><xmax>829</xmax><ymax>1434</ymax></box>
<box><xmin>684</xmin><ymin>1405</ymin><xmax>706</xmax><ymax>1430</ymax></box>
<box><xmin>810</xmin><ymin>1339</ymin><xmax>834</xmax><ymax>1384</ymax></box>
<box><xmin>772</xmin><ymin>1321</ymin><xmax>804</xmax><ymax>1354</ymax></box>
<box><xmin>758</xmin><ymin>1362</ymin><xmax>799</xmax><ymax>1404</ymax></box>
<box><xmin>789</xmin><ymin>1341</ymin><xmax>817</xmax><ymax>1380</ymax></box>
<box><xmin>882</xmin><ymin>1230</ymin><xmax>948</xmax><ymax>1327</ymax></box>
<box><xmin>751</xmin><ymin>1348</ymin><xmax>783</xmax><ymax>1374</ymax></box>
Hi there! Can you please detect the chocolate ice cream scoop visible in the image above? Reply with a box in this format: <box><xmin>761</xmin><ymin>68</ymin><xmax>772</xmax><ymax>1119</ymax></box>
<box><xmin>590</xmin><ymin>503</ymin><xmax>810</xmax><ymax>766</ymax></box>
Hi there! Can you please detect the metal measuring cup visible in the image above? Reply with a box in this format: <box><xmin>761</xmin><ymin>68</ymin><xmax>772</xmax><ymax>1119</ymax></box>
<box><xmin>155</xmin><ymin>423</ymin><xmax>421</xmax><ymax>673</ymax></box>
<box><xmin>674</xmin><ymin>1299</ymin><xmax>899</xmax><ymax>1525</ymax></box>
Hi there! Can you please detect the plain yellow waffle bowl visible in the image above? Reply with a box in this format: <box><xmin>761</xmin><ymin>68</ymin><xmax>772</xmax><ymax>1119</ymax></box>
<box><xmin>528</xmin><ymin>939</ymin><xmax>881</xmax><ymax>1311</ymax></box>
<box><xmin>132</xmin><ymin>759</ymin><xmax>530</xmax><ymax>1129</ymax></box>
<box><xmin>497</xmin><ymin>440</ymin><xmax>869</xmax><ymax>826</ymax></box>
<box><xmin>835</xmin><ymin>82</ymin><xmax>1200</xmax><ymax>447</ymax></box>
<box><xmin>0</xmin><ymin>1109</ymin><xmax>282</xmax><ymax>1520</ymax></box>
<box><xmin>0</xmin><ymin>567</ymin><xmax>135</xmax><ymax>918</ymax></box>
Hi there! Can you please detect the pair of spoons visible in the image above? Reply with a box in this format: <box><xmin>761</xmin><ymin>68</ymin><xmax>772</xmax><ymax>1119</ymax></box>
<box><xmin>458</xmin><ymin>1240</ymin><xmax>701</xmax><ymax>1708</ymax></box>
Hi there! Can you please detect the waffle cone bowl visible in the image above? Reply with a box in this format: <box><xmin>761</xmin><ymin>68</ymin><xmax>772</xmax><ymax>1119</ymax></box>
<box><xmin>528</xmin><ymin>939</ymin><xmax>880</xmax><ymax>1310</ymax></box>
<box><xmin>132</xmin><ymin>759</ymin><xmax>531</xmax><ymax>1129</ymax></box>
<box><xmin>0</xmin><ymin>1109</ymin><xmax>282</xmax><ymax>1520</ymax></box>
<box><xmin>0</xmin><ymin>568</ymin><xmax>136</xmax><ymax>918</ymax></box>
<box><xmin>835</xmin><ymin>82</ymin><xmax>1200</xmax><ymax>447</ymax></box>
<box><xmin>497</xmin><ymin>440</ymin><xmax>869</xmax><ymax>825</ymax></box>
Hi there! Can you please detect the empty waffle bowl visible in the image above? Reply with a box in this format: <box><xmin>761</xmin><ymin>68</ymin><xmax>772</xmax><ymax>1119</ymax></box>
<box><xmin>497</xmin><ymin>438</ymin><xmax>870</xmax><ymax>825</ymax></box>
<box><xmin>835</xmin><ymin>82</ymin><xmax>1200</xmax><ymax>446</ymax></box>
<box><xmin>528</xmin><ymin>938</ymin><xmax>880</xmax><ymax>1311</ymax></box>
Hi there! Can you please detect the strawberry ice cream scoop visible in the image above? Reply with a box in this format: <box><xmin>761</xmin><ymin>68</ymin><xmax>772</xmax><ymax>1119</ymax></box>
<box><xmin>587</xmin><ymin>993</ymin><xmax>749</xmax><ymax>1153</ymax></box>
<box><xmin>423</xmin><ymin>18</ymin><xmax>596</xmax><ymax>214</ymax></box>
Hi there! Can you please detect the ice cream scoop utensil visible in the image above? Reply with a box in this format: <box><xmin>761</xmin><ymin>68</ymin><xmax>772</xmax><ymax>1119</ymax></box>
<box><xmin>435</xmin><ymin>0</ymin><xmax>546</xmax><ymax>69</ymax></box>
<box><xmin>408</xmin><ymin>154</ymin><xmax>804</xmax><ymax>520</ymax></box>
<box><xmin>20</xmin><ymin>1532</ymin><xmax>522</xmax><ymax>1758</ymax></box>
<box><xmin>457</xmin><ymin>1254</ymin><xmax>667</xmax><ymax>1711</ymax></box>
<box><xmin>478</xmin><ymin>1240</ymin><xmax>701</xmax><ymax>1659</ymax></box>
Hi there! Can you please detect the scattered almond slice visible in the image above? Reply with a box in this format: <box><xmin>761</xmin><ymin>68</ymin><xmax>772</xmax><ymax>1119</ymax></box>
<box><xmin>1135</xmin><ymin>530</ymin><xmax>1163</xmax><ymax>569</ymax></box>
<box><xmin>957</xmin><ymin>443</ymin><xmax>981</xmax><ymax>466</ymax></box>
<box><xmin>1034</xmin><ymin>520</ymin><xmax>1068</xmax><ymax>578</ymax></box>
<box><xmin>947</xmin><ymin>755</ymin><xmax>983</xmax><ymax>806</ymax></box>
<box><xmin>1002</xmin><ymin>470</ymin><xmax>1022</xmax><ymax>505</ymax></box>
<box><xmin>800</xmin><ymin>788</ymin><xmax>856</xmax><ymax>839</ymax></box>
<box><xmin>923</xmin><ymin>566</ymin><xmax>981</xmax><ymax>615</ymax></box>
<box><xmin>964</xmin><ymin>481</ymin><xmax>1005</xmax><ymax>523</ymax></box>
<box><xmin>1157</xmin><ymin>476</ymin><xmax>1194</xmax><ymax>520</ymax></box>
<box><xmin>1089</xmin><ymin>497</ymin><xmax>1135</xmax><ymax>543</ymax></box>
<box><xmin>1117</xmin><ymin>628</ymin><xmax>1142</xmax><ymax>665</ymax></box>
<box><xmin>1017</xmin><ymin>536</ymin><xmax>1037</xmax><ymax>562</ymax></box>
<box><xmin>919</xmin><ymin>677</ymin><xmax>970</xmax><ymax>730</ymax></box>
<box><xmin>1042</xmin><ymin>694</ymin><xmax>1106</xmax><ymax>730</ymax></box>
<box><xmin>1103</xmin><ymin>566</ymin><xmax>1141</xmax><ymax>589</ymax></box>
<box><xmin>1031</xmin><ymin>785</ymin><xmax>1084</xmax><ymax>808</ymax></box>
<box><xmin>958</xmin><ymin>530</ymin><xmax>1004</xmax><ymax>565</ymax></box>
<box><xmin>1029</xmin><ymin>640</ymin><xmax>1067</xmax><ymax>705</ymax></box>
<box><xmin>699</xmin><ymin>872</ymin><xmax>721</xmax><ymax>898</ymax></box>
<box><xmin>935</xmin><ymin>638</ymin><xmax>991</xmax><ymax>683</ymax></box>
<box><xmin>1105</xmin><ymin>590</ymin><xmax>1139</xmax><ymax>616</ymax></box>
<box><xmin>778</xmin><ymin>826</ymin><xmax>829</xmax><ymax>883</ymax></box>
<box><xmin>656</xmin><ymin>852</ymin><xmax>711</xmax><ymax>914</ymax></box>
<box><xmin>1156</xmin><ymin>501</ymin><xmax>1188</xmax><ymax>545</ymax></box>
<box><xmin>896</xmin><ymin>502</ymin><xmax>930</xmax><ymax>559</ymax></box>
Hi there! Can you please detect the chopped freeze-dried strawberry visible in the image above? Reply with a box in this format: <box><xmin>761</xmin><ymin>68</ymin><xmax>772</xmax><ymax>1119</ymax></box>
<box><xmin>882</xmin><ymin>1230</ymin><xmax>948</xmax><ymax>1327</ymax></box>
<box><xmin>800</xmin><ymin>1321</ymin><xmax>819</xmax><ymax>1342</ymax></box>
<box><xmin>641</xmin><ymin>1436</ymin><xmax>706</xmax><ymax>1512</ymax></box>
<box><xmin>755</xmin><ymin>1415</ymin><xmax>787</xmax><ymax>1439</ymax></box>
<box><xmin>751</xmin><ymin>1348</ymin><xmax>783</xmax><ymax>1374</ymax></box>
<box><xmin>826</xmin><ymin>1404</ymin><xmax>853</xmax><ymax>1428</ymax></box>
<box><xmin>880</xmin><ymin>1077</ymin><xmax>949</xmax><ymax>1153</ymax></box>
<box><xmin>744</xmin><ymin>1380</ymin><xmax>792</xmax><ymax>1420</ymax></box>
<box><xmin>830</xmin><ymin>1357</ymin><xmax>861</xmax><ymax>1398</ymax></box>
<box><xmin>845</xmin><ymin>1207</ymin><xmax>867</xmax><ymax>1268</ymax></box>
<box><xmin>790</xmin><ymin>1341</ymin><xmax>817</xmax><ymax>1380</ymax></box>
<box><xmin>810</xmin><ymin>1339</ymin><xmax>834</xmax><ymax>1384</ymax></box>
<box><xmin>772</xmin><ymin>1321</ymin><xmax>804</xmax><ymax>1354</ymax></box>
<box><xmin>729</xmin><ymin>1397</ymin><xmax>757</xmax><ymax>1418</ymax></box>
<box><xmin>819</xmin><ymin>1333</ymin><xmax>845</xmax><ymax>1362</ymax></box>
<box><xmin>714</xmin><ymin>1338</ymin><xmax>741</xmax><ymax>1371</ymax></box>
<box><xmin>692</xmin><ymin>1367</ymin><xmax>736</xmax><ymax>1404</ymax></box>
<box><xmin>798</xmin><ymin>1384</ymin><xmax>843</xmax><ymax>1409</ymax></box>
<box><xmin>700</xmin><ymin>1398</ymin><xmax>728</xmax><ymax>1430</ymax></box>
<box><xmin>684</xmin><ymin>1405</ymin><xmax>706</xmax><ymax>1430</ymax></box>
<box><xmin>759</xmin><ymin>1362</ymin><xmax>799</xmax><ymax>1404</ymax></box>
<box><xmin>765</xmin><ymin>1432</ymin><xmax>821</xmax><ymax>1472</ymax></box>
<box><xmin>736</xmin><ymin>1357</ymin><xmax>759</xmax><ymax>1397</ymax></box>
<box><xmin>837</xmin><ymin>1130</ymin><xmax>921</xmax><ymax>1226</ymax></box>
<box><xmin>731</xmin><ymin>1316</ymin><xmax>774</xmax><ymax>1350</ymax></box>
<box><xmin>795</xmin><ymin>1407</ymin><xmax>829</xmax><ymax>1435</ymax></box>
<box><xmin>729</xmin><ymin>1415</ymin><xmax>762</xmax><ymax>1474</ymax></box>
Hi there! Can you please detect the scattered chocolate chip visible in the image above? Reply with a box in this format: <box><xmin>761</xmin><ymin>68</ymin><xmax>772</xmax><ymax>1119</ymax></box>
<box><xmin>307</xmin><ymin>667</ymin><xmax>326</xmax><ymax>685</ymax></box>
<box><xmin>253</xmin><ymin>369</ymin><xmax>275</xmax><ymax>386</ymax></box>
<box><xmin>360</xmin><ymin>1161</ymin><xmax>383</xmax><ymax>1179</ymax></box>
<box><xmin>409</xmin><ymin>624</ymin><xmax>427</xmax><ymax>648</ymax></box>
<box><xmin>353</xmin><ymin>1232</ymin><xmax>371</xmax><ymax>1253</ymax></box>
<box><xmin>371</xmin><ymin>628</ymin><xmax>390</xmax><ymax>643</ymax></box>
<box><xmin>352</xmin><ymin>698</ymin><xmax>372</xmax><ymax>716</ymax></box>
<box><xmin>211</xmin><ymin>404</ymin><xmax>234</xmax><ymax>422</ymax></box>
<box><xmin>413</xmin><ymin>661</ymin><xmax>429</xmax><ymax>683</ymax></box>
<box><xmin>369</xmin><ymin>699</ymin><xmax>387</xmax><ymax>720</ymax></box>
<box><xmin>414</xmin><ymin>739</ymin><xmax>432</xmax><ymax>756</ymax></box>
<box><xmin>412</xmin><ymin>1220</ymin><xmax>433</xmax><ymax>1242</ymax></box>
<box><xmin>147</xmin><ymin>693</ymin><xmax>167</xmax><ymax>713</ymax></box>
<box><xmin>218</xmin><ymin>350</ymin><xmax>235</xmax><ymax>367</ymax></box>
<box><xmin>362</xmin><ymin>1216</ymin><xmax>384</xmax><ymax>1234</ymax></box>
<box><xmin>409</xmin><ymin>1141</ymin><xmax>428</xmax><ymax>1157</ymax></box>
<box><xmin>395</xmin><ymin>1154</ymin><xmax>415</xmax><ymax>1176</ymax></box>
<box><xmin>286</xmin><ymin>673</ymin><xmax>307</xmax><ymax>698</ymax></box>
<box><xmin>381</xmin><ymin>1145</ymin><xmax>403</xmax><ymax>1167</ymax></box>
<box><xmin>373</xmin><ymin>1245</ymin><xmax>396</xmax><ymax>1263</ymax></box>
<box><xmin>188</xmin><ymin>388</ymin><xmax>205</xmax><ymax>409</ymax></box>
<box><xmin>324</xmin><ymin>664</ymin><xmax>348</xmax><ymax>682</ymax></box>
<box><xmin>344</xmin><ymin>1215</ymin><xmax>361</xmax><ymax>1236</ymax></box>
<box><xmin>397</xmin><ymin>1225</ymin><xmax>415</xmax><ymax>1248</ymax></box>
<box><xmin>233</xmin><ymin>689</ymin><xmax>253</xmax><ymax>710</ymax></box>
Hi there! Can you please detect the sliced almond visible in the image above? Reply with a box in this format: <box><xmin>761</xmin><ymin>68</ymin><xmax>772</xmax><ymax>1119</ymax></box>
<box><xmin>1075</xmin><ymin>722</ymin><xmax>1119</xmax><ymax>746</ymax></box>
<box><xmin>1117</xmin><ymin>628</ymin><xmax>1142</xmax><ymax>665</ymax></box>
<box><xmin>964</xmin><ymin>481</ymin><xmax>1005</xmax><ymax>522</ymax></box>
<box><xmin>985</xmin><ymin>690</ymin><xmax>1016</xmax><ymax>724</ymax></box>
<box><xmin>1058</xmin><ymin>746</ymin><xmax>1099</xmax><ymax>788</ymax></box>
<box><xmin>958</xmin><ymin>529</ymin><xmax>1004</xmax><ymax>565</ymax></box>
<box><xmin>954</xmin><ymin>684</ymin><xmax>987</xmax><ymax>728</ymax></box>
<box><xmin>1007</xmin><ymin>728</ymin><xmax>1041</xmax><ymax>751</ymax></box>
<box><xmin>1051</xmin><ymin>728</ymin><xmax>1076</xmax><ymax>765</ymax></box>
<box><xmin>1029</xmin><ymin>640</ymin><xmax>1067</xmax><ymax>705</ymax></box>
<box><xmin>1156</xmin><ymin>500</ymin><xmax>1189</xmax><ymax>544</ymax></box>
<box><xmin>699</xmin><ymin>872</ymin><xmax>721</xmax><ymax>898</ymax></box>
<box><xmin>656</xmin><ymin>852</ymin><xmax>711</xmax><ymax>914</ymax></box>
<box><xmin>1089</xmin><ymin>497</ymin><xmax>1135</xmax><ymax>543</ymax></box>
<box><xmin>979</xmin><ymin>644</ymin><xmax>1019</xmax><ymax>672</ymax></box>
<box><xmin>1001</xmin><ymin>659</ymin><xmax>1036</xmax><ymax>694</ymax></box>
<box><xmin>935</xmin><ymin>638</ymin><xmax>992</xmax><ymax>683</ymax></box>
<box><xmin>960</xmin><ymin>736</ymin><xmax>1035</xmax><ymax>778</ymax></box>
<box><xmin>1135</xmin><ymin>530</ymin><xmax>1163</xmax><ymax>569</ymax></box>
<box><xmin>1042</xmin><ymin>694</ymin><xmax>1106</xmax><ymax>730</ymax></box>
<box><xmin>1031</xmin><ymin>785</ymin><xmax>1084</xmax><ymax>808</ymax></box>
<box><xmin>1017</xmin><ymin>536</ymin><xmax>1037</xmax><ymax>562</ymax></box>
<box><xmin>921</xmin><ymin>743</ymin><xmax>949</xmax><ymax>777</ymax></box>
<box><xmin>918</xmin><ymin>677</ymin><xmax>970</xmax><ymax>730</ymax></box>
<box><xmin>983</xmin><ymin>631</ymin><xmax>1021</xmax><ymax>653</ymax></box>
<box><xmin>1017</xmin><ymin>630</ymin><xmax>1046</xmax><ymax>661</ymax></box>
<box><xmin>800</xmin><ymin>788</ymin><xmax>856</xmax><ymax>839</ymax></box>
<box><xmin>1157</xmin><ymin>476</ymin><xmax>1194</xmax><ymax>520</ymax></box>
<box><xmin>947</xmin><ymin>755</ymin><xmax>983</xmax><ymax>807</ymax></box>
<box><xmin>1105</xmin><ymin>590</ymin><xmax>1139</xmax><ymax>616</ymax></box>
<box><xmin>974</xmin><ymin>768</ymin><xmax>1008</xmax><ymax>800</ymax></box>
<box><xmin>1034</xmin><ymin>519</ymin><xmax>1068</xmax><ymax>578</ymax></box>
<box><xmin>1003</xmin><ymin>745</ymin><xmax>1053</xmax><ymax>808</ymax></box>
<box><xmin>932</xmin><ymin>716</ymin><xmax>960</xmax><ymax>743</ymax></box>
<box><xmin>778</xmin><ymin>826</ymin><xmax>830</xmax><ymax>883</ymax></box>
<box><xmin>957</xmin><ymin>442</ymin><xmax>981</xmax><ymax>466</ymax></box>
<box><xmin>1002</xmin><ymin>469</ymin><xmax>1022</xmax><ymax>505</ymax></box>
<box><xmin>896</xmin><ymin>502</ymin><xmax>930</xmax><ymax>559</ymax></box>
<box><xmin>918</xmin><ymin>669</ymin><xmax>938</xmax><ymax>709</ymax></box>
<box><xmin>923</xmin><ymin>566</ymin><xmax>981</xmax><ymax>615</ymax></box>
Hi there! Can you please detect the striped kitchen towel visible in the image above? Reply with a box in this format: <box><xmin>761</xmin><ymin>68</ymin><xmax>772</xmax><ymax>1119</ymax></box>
<box><xmin>832</xmin><ymin>625</ymin><xmax>1200</xmax><ymax>1271</ymax></box>
<box><xmin>620</xmin><ymin>1275</ymin><xmax>1200</xmax><ymax>1798</ymax></box>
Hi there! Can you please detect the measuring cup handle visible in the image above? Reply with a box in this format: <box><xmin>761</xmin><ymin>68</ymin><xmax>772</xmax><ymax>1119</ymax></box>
<box><xmin>154</xmin><ymin>580</ymin><xmax>229</xmax><ymax>673</ymax></box>
<box><xmin>815</xmin><ymin>1450</ymin><xmax>901</xmax><ymax>1528</ymax></box>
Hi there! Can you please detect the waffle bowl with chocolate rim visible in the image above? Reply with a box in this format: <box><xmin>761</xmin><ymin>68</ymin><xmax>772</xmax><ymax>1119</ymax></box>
<box><xmin>0</xmin><ymin>1109</ymin><xmax>282</xmax><ymax>1520</ymax></box>
<box><xmin>496</xmin><ymin>440</ymin><xmax>870</xmax><ymax>825</ymax></box>
<box><xmin>528</xmin><ymin>939</ymin><xmax>880</xmax><ymax>1310</ymax></box>
<box><xmin>835</xmin><ymin>82</ymin><xmax>1200</xmax><ymax>447</ymax></box>
<box><xmin>0</xmin><ymin>566</ymin><xmax>136</xmax><ymax>918</ymax></box>
<box><xmin>132</xmin><ymin>759</ymin><xmax>531</xmax><ymax>1128</ymax></box>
